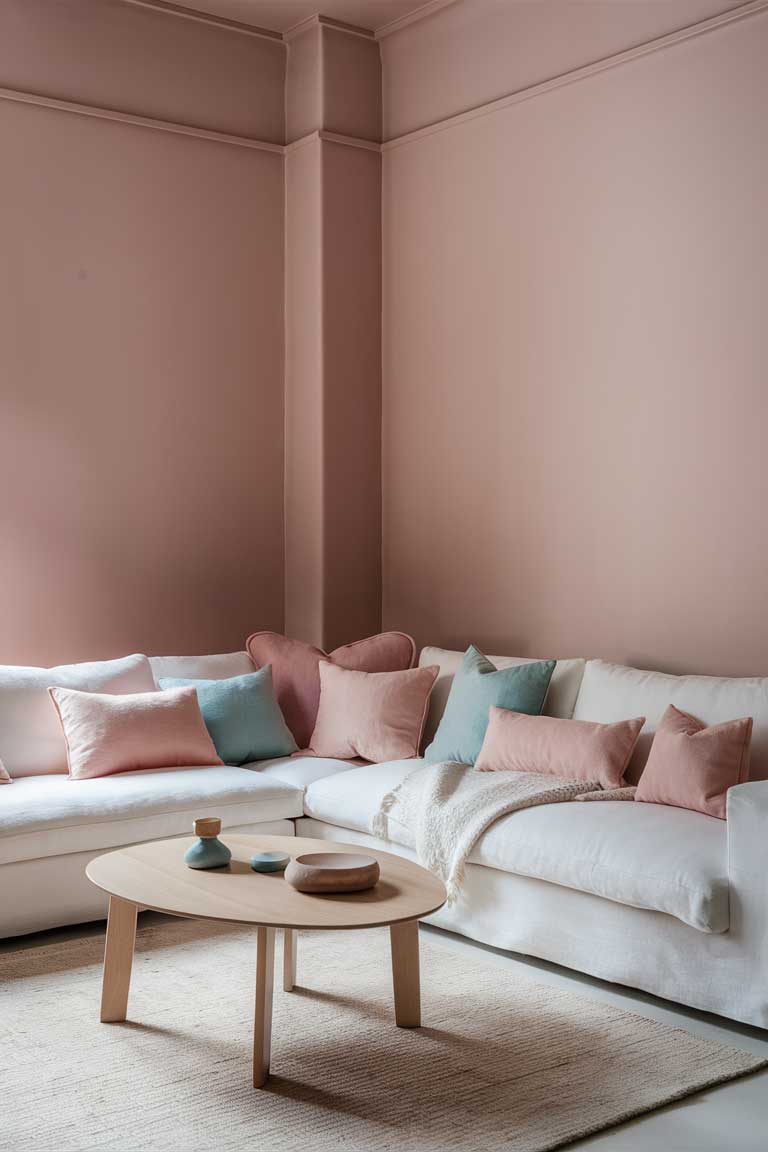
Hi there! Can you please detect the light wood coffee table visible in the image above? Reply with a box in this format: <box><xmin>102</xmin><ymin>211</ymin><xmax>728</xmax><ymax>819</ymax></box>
<box><xmin>86</xmin><ymin>834</ymin><xmax>446</xmax><ymax>1087</ymax></box>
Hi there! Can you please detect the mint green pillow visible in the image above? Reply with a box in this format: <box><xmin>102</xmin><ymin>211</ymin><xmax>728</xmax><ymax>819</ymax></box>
<box><xmin>158</xmin><ymin>666</ymin><xmax>297</xmax><ymax>766</ymax></box>
<box><xmin>424</xmin><ymin>646</ymin><xmax>555</xmax><ymax>766</ymax></box>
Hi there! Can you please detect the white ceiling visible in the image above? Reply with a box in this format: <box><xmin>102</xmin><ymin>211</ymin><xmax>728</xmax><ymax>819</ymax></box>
<box><xmin>176</xmin><ymin>0</ymin><xmax>434</xmax><ymax>34</ymax></box>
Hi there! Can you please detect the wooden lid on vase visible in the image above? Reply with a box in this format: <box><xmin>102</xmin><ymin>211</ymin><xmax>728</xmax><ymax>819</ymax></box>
<box><xmin>193</xmin><ymin>817</ymin><xmax>222</xmax><ymax>838</ymax></box>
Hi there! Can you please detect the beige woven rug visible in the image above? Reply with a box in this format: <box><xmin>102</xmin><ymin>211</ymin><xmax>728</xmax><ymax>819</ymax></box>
<box><xmin>2</xmin><ymin>919</ymin><xmax>763</xmax><ymax>1152</ymax></box>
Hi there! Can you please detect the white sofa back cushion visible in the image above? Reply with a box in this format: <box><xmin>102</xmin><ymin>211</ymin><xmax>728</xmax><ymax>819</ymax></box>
<box><xmin>149</xmin><ymin>652</ymin><xmax>254</xmax><ymax>684</ymax></box>
<box><xmin>0</xmin><ymin>654</ymin><xmax>156</xmax><ymax>778</ymax></box>
<box><xmin>573</xmin><ymin>659</ymin><xmax>768</xmax><ymax>782</ymax></box>
<box><xmin>418</xmin><ymin>647</ymin><xmax>586</xmax><ymax>744</ymax></box>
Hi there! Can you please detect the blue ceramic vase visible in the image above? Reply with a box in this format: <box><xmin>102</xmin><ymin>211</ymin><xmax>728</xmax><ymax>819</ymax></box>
<box><xmin>184</xmin><ymin>817</ymin><xmax>232</xmax><ymax>870</ymax></box>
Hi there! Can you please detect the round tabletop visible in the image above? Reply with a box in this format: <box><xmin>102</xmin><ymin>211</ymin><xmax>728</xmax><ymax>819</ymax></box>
<box><xmin>86</xmin><ymin>834</ymin><xmax>447</xmax><ymax>930</ymax></box>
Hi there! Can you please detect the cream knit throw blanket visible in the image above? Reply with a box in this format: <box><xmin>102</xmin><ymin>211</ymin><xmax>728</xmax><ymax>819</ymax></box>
<box><xmin>372</xmin><ymin>762</ymin><xmax>600</xmax><ymax>905</ymax></box>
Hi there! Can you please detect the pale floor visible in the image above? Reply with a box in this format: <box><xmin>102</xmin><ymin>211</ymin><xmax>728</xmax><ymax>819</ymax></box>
<box><xmin>3</xmin><ymin>914</ymin><xmax>767</xmax><ymax>1151</ymax></box>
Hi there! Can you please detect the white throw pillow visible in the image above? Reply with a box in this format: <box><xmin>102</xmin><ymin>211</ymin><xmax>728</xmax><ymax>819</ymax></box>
<box><xmin>0</xmin><ymin>654</ymin><xmax>156</xmax><ymax>777</ymax></box>
<box><xmin>149</xmin><ymin>652</ymin><xmax>254</xmax><ymax>685</ymax></box>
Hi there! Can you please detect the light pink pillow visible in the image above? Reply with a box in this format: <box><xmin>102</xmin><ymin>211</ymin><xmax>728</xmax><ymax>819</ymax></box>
<box><xmin>309</xmin><ymin>662</ymin><xmax>439</xmax><ymax>762</ymax></box>
<box><xmin>0</xmin><ymin>759</ymin><xmax>11</xmax><ymax>784</ymax></box>
<box><xmin>49</xmin><ymin>685</ymin><xmax>223</xmax><ymax>781</ymax></box>
<box><xmin>635</xmin><ymin>704</ymin><xmax>752</xmax><ymax>820</ymax></box>
<box><xmin>475</xmin><ymin>707</ymin><xmax>645</xmax><ymax>789</ymax></box>
<box><xmin>246</xmin><ymin>631</ymin><xmax>417</xmax><ymax>749</ymax></box>
<box><xmin>0</xmin><ymin>653</ymin><xmax>157</xmax><ymax>778</ymax></box>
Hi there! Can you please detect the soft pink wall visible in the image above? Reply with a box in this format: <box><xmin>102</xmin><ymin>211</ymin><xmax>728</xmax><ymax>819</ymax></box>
<box><xmin>285</xmin><ymin>136</ymin><xmax>325</xmax><ymax>644</ymax></box>
<box><xmin>283</xmin><ymin>18</ymin><xmax>382</xmax><ymax>650</ymax></box>
<box><xmin>321</xmin><ymin>139</ymin><xmax>382</xmax><ymax>647</ymax></box>
<box><xmin>284</xmin><ymin>137</ymin><xmax>383</xmax><ymax>651</ymax></box>
<box><xmin>285</xmin><ymin>21</ymin><xmax>381</xmax><ymax>143</ymax></box>
<box><xmin>1</xmin><ymin>1</ymin><xmax>384</xmax><ymax>667</ymax></box>
<box><xmin>380</xmin><ymin>0</ymin><xmax>746</xmax><ymax>139</ymax></box>
<box><xmin>286</xmin><ymin>23</ymin><xmax>323</xmax><ymax>143</ymax></box>
<box><xmin>0</xmin><ymin>0</ymin><xmax>286</xmax><ymax>141</ymax></box>
<box><xmin>382</xmin><ymin>3</ymin><xmax>768</xmax><ymax>675</ymax></box>
<box><xmin>0</xmin><ymin>99</ymin><xmax>284</xmax><ymax>665</ymax></box>
<box><xmin>322</xmin><ymin>25</ymin><xmax>382</xmax><ymax>142</ymax></box>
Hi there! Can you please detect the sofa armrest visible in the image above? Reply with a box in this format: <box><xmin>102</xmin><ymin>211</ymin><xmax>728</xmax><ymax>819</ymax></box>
<box><xmin>727</xmin><ymin>781</ymin><xmax>768</xmax><ymax>880</ymax></box>
<box><xmin>721</xmin><ymin>783</ymin><xmax>768</xmax><ymax>1025</ymax></box>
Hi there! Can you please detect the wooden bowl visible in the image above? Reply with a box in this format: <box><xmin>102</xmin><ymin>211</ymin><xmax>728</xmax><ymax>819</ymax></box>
<box><xmin>284</xmin><ymin>852</ymin><xmax>380</xmax><ymax>894</ymax></box>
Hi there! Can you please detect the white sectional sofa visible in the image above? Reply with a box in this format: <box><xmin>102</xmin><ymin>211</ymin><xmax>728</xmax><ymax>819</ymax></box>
<box><xmin>2</xmin><ymin>646</ymin><xmax>767</xmax><ymax>1029</ymax></box>
<box><xmin>0</xmin><ymin>652</ymin><xmax>306</xmax><ymax>937</ymax></box>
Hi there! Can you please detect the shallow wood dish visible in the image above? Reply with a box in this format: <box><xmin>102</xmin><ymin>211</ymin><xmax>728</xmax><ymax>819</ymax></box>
<box><xmin>284</xmin><ymin>851</ymin><xmax>380</xmax><ymax>894</ymax></box>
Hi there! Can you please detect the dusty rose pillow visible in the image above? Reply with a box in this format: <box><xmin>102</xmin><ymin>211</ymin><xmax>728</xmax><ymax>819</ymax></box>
<box><xmin>49</xmin><ymin>685</ymin><xmax>223</xmax><ymax>780</ymax></box>
<box><xmin>0</xmin><ymin>759</ymin><xmax>11</xmax><ymax>784</ymax></box>
<box><xmin>475</xmin><ymin>707</ymin><xmax>645</xmax><ymax>789</ymax></box>
<box><xmin>246</xmin><ymin>631</ymin><xmax>416</xmax><ymax>749</ymax></box>
<box><xmin>635</xmin><ymin>704</ymin><xmax>752</xmax><ymax>819</ymax></box>
<box><xmin>308</xmin><ymin>662</ymin><xmax>438</xmax><ymax>762</ymax></box>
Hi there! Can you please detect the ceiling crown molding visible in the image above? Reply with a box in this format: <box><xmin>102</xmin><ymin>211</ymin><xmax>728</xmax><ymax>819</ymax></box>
<box><xmin>375</xmin><ymin>0</ymin><xmax>460</xmax><ymax>39</ymax></box>
<box><xmin>284</xmin><ymin>13</ymin><xmax>375</xmax><ymax>41</ymax></box>
<box><xmin>382</xmin><ymin>0</ymin><xmax>768</xmax><ymax>147</ymax></box>
<box><xmin>120</xmin><ymin>0</ymin><xmax>455</xmax><ymax>41</ymax></box>
<box><xmin>119</xmin><ymin>0</ymin><xmax>284</xmax><ymax>41</ymax></box>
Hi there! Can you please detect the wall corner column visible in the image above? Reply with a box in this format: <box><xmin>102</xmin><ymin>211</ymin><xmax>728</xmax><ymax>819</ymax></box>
<box><xmin>284</xmin><ymin>18</ymin><xmax>382</xmax><ymax>649</ymax></box>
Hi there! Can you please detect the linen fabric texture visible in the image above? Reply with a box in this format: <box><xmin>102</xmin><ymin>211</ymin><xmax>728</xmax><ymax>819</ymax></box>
<box><xmin>635</xmin><ymin>704</ymin><xmax>752</xmax><ymax>819</ymax></box>
<box><xmin>374</xmin><ymin>760</ymin><xmax>599</xmax><ymax>905</ymax></box>
<box><xmin>425</xmin><ymin>646</ymin><xmax>555</xmax><ymax>765</ymax></box>
<box><xmin>48</xmin><ymin>685</ymin><xmax>223</xmax><ymax>780</ymax></box>
<box><xmin>572</xmin><ymin>659</ymin><xmax>768</xmax><ymax>783</ymax></box>
<box><xmin>0</xmin><ymin>654</ymin><xmax>156</xmax><ymax>777</ymax></box>
<box><xmin>158</xmin><ymin>666</ymin><xmax>296</xmax><ymax>765</ymax></box>
<box><xmin>309</xmin><ymin>662</ymin><xmax>439</xmax><ymax>762</ymax></box>
<box><xmin>246</xmin><ymin>631</ymin><xmax>416</xmax><ymax>749</ymax></box>
<box><xmin>476</xmin><ymin>708</ymin><xmax>645</xmax><ymax>789</ymax></box>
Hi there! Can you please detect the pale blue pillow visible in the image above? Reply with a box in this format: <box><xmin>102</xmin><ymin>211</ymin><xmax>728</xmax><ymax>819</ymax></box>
<box><xmin>158</xmin><ymin>665</ymin><xmax>296</xmax><ymax>766</ymax></box>
<box><xmin>424</xmin><ymin>646</ymin><xmax>555</xmax><ymax>766</ymax></box>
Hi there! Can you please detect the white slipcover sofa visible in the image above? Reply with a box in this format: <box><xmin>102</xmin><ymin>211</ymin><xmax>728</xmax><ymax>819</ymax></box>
<box><xmin>2</xmin><ymin>647</ymin><xmax>767</xmax><ymax>1029</ymax></box>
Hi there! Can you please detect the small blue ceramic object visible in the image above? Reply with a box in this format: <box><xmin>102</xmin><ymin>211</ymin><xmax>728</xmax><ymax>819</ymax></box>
<box><xmin>184</xmin><ymin>817</ymin><xmax>232</xmax><ymax>870</ymax></box>
<box><xmin>251</xmin><ymin>850</ymin><xmax>291</xmax><ymax>874</ymax></box>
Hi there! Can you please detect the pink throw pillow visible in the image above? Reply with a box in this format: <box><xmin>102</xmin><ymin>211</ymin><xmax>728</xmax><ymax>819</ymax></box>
<box><xmin>635</xmin><ymin>704</ymin><xmax>752</xmax><ymax>819</ymax></box>
<box><xmin>475</xmin><ymin>707</ymin><xmax>645</xmax><ymax>789</ymax></box>
<box><xmin>49</xmin><ymin>685</ymin><xmax>223</xmax><ymax>781</ymax></box>
<box><xmin>246</xmin><ymin>631</ymin><xmax>417</xmax><ymax>749</ymax></box>
<box><xmin>308</xmin><ymin>662</ymin><xmax>439</xmax><ymax>762</ymax></box>
<box><xmin>0</xmin><ymin>759</ymin><xmax>11</xmax><ymax>784</ymax></box>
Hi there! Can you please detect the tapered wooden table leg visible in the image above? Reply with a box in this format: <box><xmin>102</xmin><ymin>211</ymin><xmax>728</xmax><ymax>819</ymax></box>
<box><xmin>390</xmin><ymin>919</ymin><xmax>421</xmax><ymax>1028</ymax></box>
<box><xmin>100</xmin><ymin>896</ymin><xmax>138</xmax><ymax>1023</ymax></box>
<box><xmin>253</xmin><ymin>927</ymin><xmax>276</xmax><ymax>1087</ymax></box>
<box><xmin>283</xmin><ymin>928</ymin><xmax>296</xmax><ymax>992</ymax></box>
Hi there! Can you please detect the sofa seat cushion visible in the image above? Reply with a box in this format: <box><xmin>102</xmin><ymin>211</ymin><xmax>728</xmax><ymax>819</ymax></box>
<box><xmin>304</xmin><ymin>761</ymin><xmax>728</xmax><ymax>933</ymax></box>
<box><xmin>0</xmin><ymin>766</ymin><xmax>303</xmax><ymax>866</ymax></box>
<box><xmin>474</xmin><ymin>799</ymin><xmax>728</xmax><ymax>933</ymax></box>
<box><xmin>304</xmin><ymin>759</ymin><xmax>418</xmax><ymax>831</ymax></box>
<box><xmin>247</xmin><ymin>754</ymin><xmax>364</xmax><ymax>790</ymax></box>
